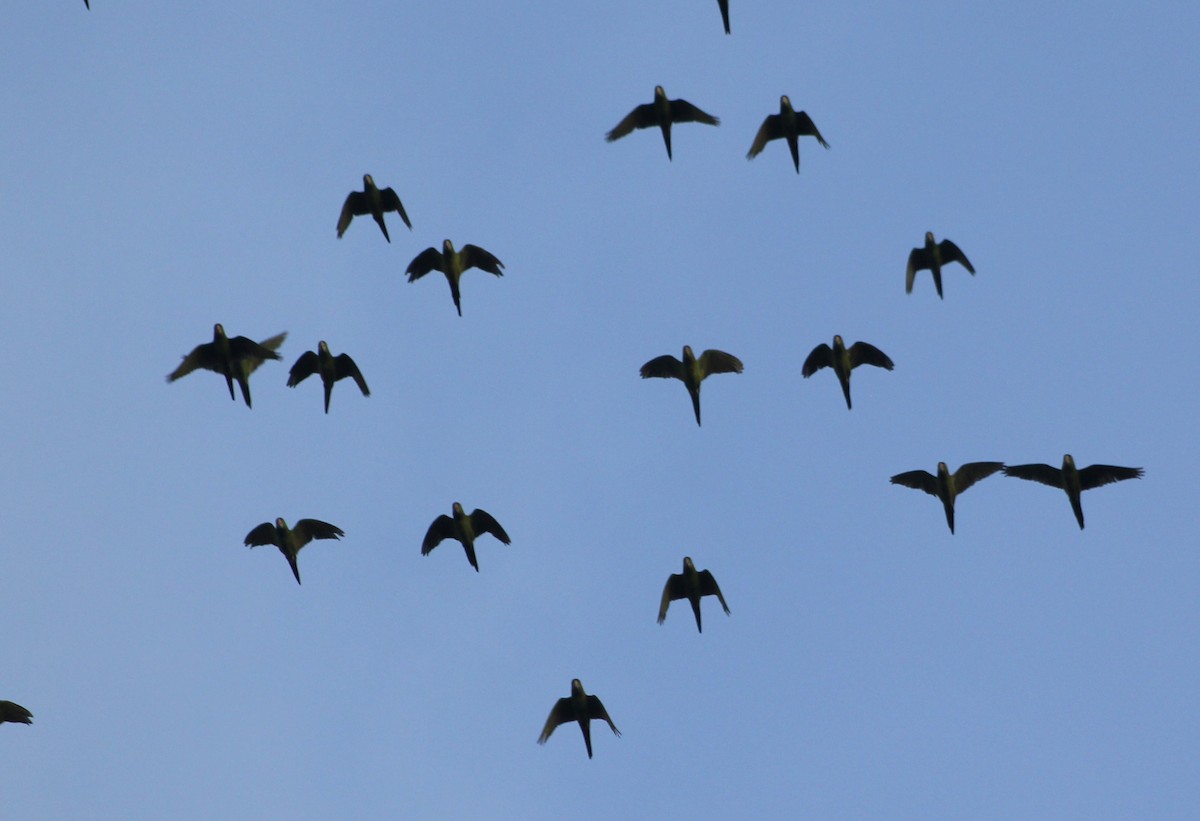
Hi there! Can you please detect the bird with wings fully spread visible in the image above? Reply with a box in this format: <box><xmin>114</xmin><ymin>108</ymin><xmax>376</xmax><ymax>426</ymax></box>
<box><xmin>1003</xmin><ymin>454</ymin><xmax>1143</xmax><ymax>529</ymax></box>
<box><xmin>244</xmin><ymin>517</ymin><xmax>345</xmax><ymax>585</ymax></box>
<box><xmin>606</xmin><ymin>86</ymin><xmax>719</xmax><ymax>160</ymax></box>
<box><xmin>405</xmin><ymin>239</ymin><xmax>504</xmax><ymax>316</ymax></box>
<box><xmin>167</xmin><ymin>324</ymin><xmax>286</xmax><ymax>409</ymax></box>
<box><xmin>658</xmin><ymin>556</ymin><xmax>730</xmax><ymax>633</ymax></box>
<box><xmin>287</xmin><ymin>341</ymin><xmax>370</xmax><ymax>414</ymax></box>
<box><xmin>890</xmin><ymin>461</ymin><xmax>1005</xmax><ymax>534</ymax></box>
<box><xmin>747</xmin><ymin>95</ymin><xmax>829</xmax><ymax>173</ymax></box>
<box><xmin>421</xmin><ymin>502</ymin><xmax>511</xmax><ymax>572</ymax></box>
<box><xmin>337</xmin><ymin>174</ymin><xmax>411</xmax><ymax>243</ymax></box>
<box><xmin>906</xmin><ymin>232</ymin><xmax>975</xmax><ymax>299</ymax></box>
<box><xmin>640</xmin><ymin>345</ymin><xmax>743</xmax><ymax>426</ymax></box>
<box><xmin>802</xmin><ymin>335</ymin><xmax>893</xmax><ymax>410</ymax></box>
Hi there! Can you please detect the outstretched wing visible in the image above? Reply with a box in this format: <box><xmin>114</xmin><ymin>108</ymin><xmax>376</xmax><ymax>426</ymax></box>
<box><xmin>167</xmin><ymin>342</ymin><xmax>218</xmax><ymax>382</ymax></box>
<box><xmin>698</xmin><ymin>349</ymin><xmax>744</xmax><ymax>377</ymax></box>
<box><xmin>460</xmin><ymin>244</ymin><xmax>505</xmax><ymax>277</ymax></box>
<box><xmin>698</xmin><ymin>569</ymin><xmax>731</xmax><ymax>615</ymax></box>
<box><xmin>406</xmin><ymin>247</ymin><xmax>445</xmax><ymax>282</ymax></box>
<box><xmin>469</xmin><ymin>509</ymin><xmax>511</xmax><ymax>544</ymax></box>
<box><xmin>287</xmin><ymin>350</ymin><xmax>319</xmax><ymax>387</ymax></box>
<box><xmin>538</xmin><ymin>697</ymin><xmax>575</xmax><ymax>744</ymax></box>
<box><xmin>292</xmin><ymin>519</ymin><xmax>345</xmax><ymax>549</ymax></box>
<box><xmin>241</xmin><ymin>332</ymin><xmax>287</xmax><ymax>376</ymax></box>
<box><xmin>1077</xmin><ymin>464</ymin><xmax>1144</xmax><ymax>490</ymax></box>
<box><xmin>334</xmin><ymin>354</ymin><xmax>370</xmax><ymax>396</ymax></box>
<box><xmin>0</xmin><ymin>701</ymin><xmax>33</xmax><ymax>724</ymax></box>
<box><xmin>243</xmin><ymin>522</ymin><xmax>280</xmax><ymax>548</ymax></box>
<box><xmin>658</xmin><ymin>573</ymin><xmax>686</xmax><ymax>623</ymax></box>
<box><xmin>906</xmin><ymin>248</ymin><xmax>930</xmax><ymax>293</ymax></box>
<box><xmin>801</xmin><ymin>343</ymin><xmax>833</xmax><ymax>377</ymax></box>
<box><xmin>421</xmin><ymin>515</ymin><xmax>456</xmax><ymax>555</ymax></box>
<box><xmin>939</xmin><ymin>239</ymin><xmax>975</xmax><ymax>274</ymax></box>
<box><xmin>953</xmin><ymin>462</ymin><xmax>1005</xmax><ymax>494</ymax></box>
<box><xmin>848</xmin><ymin>342</ymin><xmax>894</xmax><ymax>371</ymax></box>
<box><xmin>379</xmin><ymin>187</ymin><xmax>412</xmax><ymax>230</ymax></box>
<box><xmin>337</xmin><ymin>191</ymin><xmax>369</xmax><ymax>237</ymax></box>
<box><xmin>669</xmin><ymin>98</ymin><xmax>719</xmax><ymax>126</ymax></box>
<box><xmin>606</xmin><ymin>103</ymin><xmax>658</xmax><ymax>142</ymax></box>
<box><xmin>640</xmin><ymin>355</ymin><xmax>684</xmax><ymax>380</ymax></box>
<box><xmin>890</xmin><ymin>470</ymin><xmax>938</xmax><ymax>496</ymax></box>
<box><xmin>796</xmin><ymin>111</ymin><xmax>829</xmax><ymax>148</ymax></box>
<box><xmin>586</xmin><ymin>695</ymin><xmax>621</xmax><ymax>736</ymax></box>
<box><xmin>746</xmin><ymin>114</ymin><xmax>783</xmax><ymax>159</ymax></box>
<box><xmin>1003</xmin><ymin>464</ymin><xmax>1064</xmax><ymax>488</ymax></box>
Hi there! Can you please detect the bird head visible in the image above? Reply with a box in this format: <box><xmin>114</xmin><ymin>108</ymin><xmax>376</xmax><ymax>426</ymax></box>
<box><xmin>654</xmin><ymin>85</ymin><xmax>667</xmax><ymax>101</ymax></box>
<box><xmin>925</xmin><ymin>231</ymin><xmax>936</xmax><ymax>244</ymax></box>
<box><xmin>275</xmin><ymin>517</ymin><xmax>288</xmax><ymax>530</ymax></box>
<box><xmin>780</xmin><ymin>95</ymin><xmax>792</xmax><ymax>109</ymax></box>
<box><xmin>571</xmin><ymin>679</ymin><xmax>584</xmax><ymax>696</ymax></box>
<box><xmin>683</xmin><ymin>556</ymin><xmax>696</xmax><ymax>571</ymax></box>
<box><xmin>833</xmin><ymin>334</ymin><xmax>845</xmax><ymax>349</ymax></box>
<box><xmin>937</xmin><ymin>462</ymin><xmax>950</xmax><ymax>478</ymax></box>
<box><xmin>363</xmin><ymin>174</ymin><xmax>375</xmax><ymax>188</ymax></box>
<box><xmin>1062</xmin><ymin>454</ymin><xmax>1076</xmax><ymax>470</ymax></box>
<box><xmin>442</xmin><ymin>239</ymin><xmax>455</xmax><ymax>255</ymax></box>
<box><xmin>452</xmin><ymin>502</ymin><xmax>465</xmax><ymax>516</ymax></box>
<box><xmin>682</xmin><ymin>345</ymin><xmax>695</xmax><ymax>361</ymax></box>
<box><xmin>213</xmin><ymin>323</ymin><xmax>227</xmax><ymax>340</ymax></box>
<box><xmin>318</xmin><ymin>340</ymin><xmax>330</xmax><ymax>354</ymax></box>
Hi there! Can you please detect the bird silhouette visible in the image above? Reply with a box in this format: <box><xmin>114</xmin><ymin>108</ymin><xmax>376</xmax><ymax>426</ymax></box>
<box><xmin>337</xmin><ymin>174</ymin><xmax>411</xmax><ymax>243</ymax></box>
<box><xmin>890</xmin><ymin>461</ymin><xmax>1004</xmax><ymax>534</ymax></box>
<box><xmin>538</xmin><ymin>679</ymin><xmax>620</xmax><ymax>759</ymax></box>
<box><xmin>640</xmin><ymin>345</ymin><xmax>743</xmax><ymax>426</ymax></box>
<box><xmin>405</xmin><ymin>239</ymin><xmax>504</xmax><ymax>316</ymax></box>
<box><xmin>167</xmin><ymin>324</ymin><xmax>286</xmax><ymax>409</ymax></box>
<box><xmin>287</xmin><ymin>341</ymin><xmax>370</xmax><ymax>414</ymax></box>
<box><xmin>0</xmin><ymin>701</ymin><xmax>32</xmax><ymax>725</ymax></box>
<box><xmin>1003</xmin><ymin>454</ymin><xmax>1143</xmax><ymax>529</ymax></box>
<box><xmin>658</xmin><ymin>556</ymin><xmax>730</xmax><ymax>633</ymax></box>
<box><xmin>906</xmin><ymin>232</ymin><xmax>975</xmax><ymax>298</ymax></box>
<box><xmin>717</xmin><ymin>0</ymin><xmax>730</xmax><ymax>33</ymax></box>
<box><xmin>606</xmin><ymin>86</ymin><xmax>719</xmax><ymax>160</ymax></box>
<box><xmin>747</xmin><ymin>95</ymin><xmax>829</xmax><ymax>173</ymax></box>
<box><xmin>801</xmin><ymin>335</ymin><xmax>893</xmax><ymax>410</ymax></box>
<box><xmin>421</xmin><ymin>502</ymin><xmax>511</xmax><ymax>571</ymax></box>
<box><xmin>243</xmin><ymin>517</ymin><xmax>344</xmax><ymax>585</ymax></box>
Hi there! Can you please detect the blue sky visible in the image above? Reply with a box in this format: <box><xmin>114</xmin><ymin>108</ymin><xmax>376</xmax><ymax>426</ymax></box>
<box><xmin>2</xmin><ymin>2</ymin><xmax>1197</xmax><ymax>818</ymax></box>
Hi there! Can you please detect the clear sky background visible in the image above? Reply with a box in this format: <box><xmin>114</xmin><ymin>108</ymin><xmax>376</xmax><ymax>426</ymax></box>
<box><xmin>2</xmin><ymin>2</ymin><xmax>1197</xmax><ymax>819</ymax></box>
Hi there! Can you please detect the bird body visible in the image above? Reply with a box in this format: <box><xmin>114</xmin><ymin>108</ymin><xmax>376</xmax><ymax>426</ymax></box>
<box><xmin>801</xmin><ymin>335</ymin><xmax>893</xmax><ymax>410</ymax></box>
<box><xmin>337</xmin><ymin>174</ymin><xmax>411</xmax><ymax>243</ymax></box>
<box><xmin>640</xmin><ymin>345</ymin><xmax>743</xmax><ymax>426</ymax></box>
<box><xmin>405</xmin><ymin>239</ymin><xmax>504</xmax><ymax>316</ymax></box>
<box><xmin>658</xmin><ymin>556</ymin><xmax>730</xmax><ymax>632</ymax></box>
<box><xmin>421</xmin><ymin>502</ymin><xmax>511</xmax><ymax>571</ymax></box>
<box><xmin>906</xmin><ymin>232</ymin><xmax>975</xmax><ymax>298</ymax></box>
<box><xmin>244</xmin><ymin>517</ymin><xmax>344</xmax><ymax>585</ymax></box>
<box><xmin>606</xmin><ymin>86</ymin><xmax>720</xmax><ymax>160</ymax></box>
<box><xmin>287</xmin><ymin>340</ymin><xmax>370</xmax><ymax>413</ymax></box>
<box><xmin>167</xmin><ymin>324</ymin><xmax>285</xmax><ymax>408</ymax></box>
<box><xmin>1003</xmin><ymin>454</ymin><xmax>1143</xmax><ymax>529</ymax></box>
<box><xmin>538</xmin><ymin>679</ymin><xmax>620</xmax><ymax>759</ymax></box>
<box><xmin>747</xmin><ymin>95</ymin><xmax>829</xmax><ymax>173</ymax></box>
<box><xmin>890</xmin><ymin>461</ymin><xmax>1004</xmax><ymax>533</ymax></box>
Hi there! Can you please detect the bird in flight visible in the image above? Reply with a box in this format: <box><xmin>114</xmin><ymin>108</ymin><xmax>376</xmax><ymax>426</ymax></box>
<box><xmin>167</xmin><ymin>324</ymin><xmax>286</xmax><ymax>409</ymax></box>
<box><xmin>538</xmin><ymin>679</ymin><xmax>620</xmax><ymax>759</ymax></box>
<box><xmin>606</xmin><ymin>86</ymin><xmax>719</xmax><ymax>160</ymax></box>
<box><xmin>421</xmin><ymin>502</ymin><xmax>511</xmax><ymax>571</ymax></box>
<box><xmin>405</xmin><ymin>239</ymin><xmax>504</xmax><ymax>316</ymax></box>
<box><xmin>801</xmin><ymin>335</ymin><xmax>893</xmax><ymax>410</ymax></box>
<box><xmin>890</xmin><ymin>461</ymin><xmax>1005</xmax><ymax>534</ymax></box>
<box><xmin>717</xmin><ymin>0</ymin><xmax>730</xmax><ymax>33</ymax></box>
<box><xmin>337</xmin><ymin>174</ymin><xmax>411</xmax><ymax>243</ymax></box>
<box><xmin>640</xmin><ymin>345</ymin><xmax>743</xmax><ymax>426</ymax></box>
<box><xmin>747</xmin><ymin>95</ymin><xmax>829</xmax><ymax>173</ymax></box>
<box><xmin>906</xmin><ymin>232</ymin><xmax>975</xmax><ymax>299</ymax></box>
<box><xmin>0</xmin><ymin>701</ymin><xmax>32</xmax><ymax>725</ymax></box>
<box><xmin>1003</xmin><ymin>454</ymin><xmax>1143</xmax><ymax>529</ymax></box>
<box><xmin>287</xmin><ymin>341</ymin><xmax>370</xmax><ymax>414</ymax></box>
<box><xmin>658</xmin><ymin>556</ymin><xmax>730</xmax><ymax>633</ymax></box>
<box><xmin>244</xmin><ymin>517</ymin><xmax>345</xmax><ymax>585</ymax></box>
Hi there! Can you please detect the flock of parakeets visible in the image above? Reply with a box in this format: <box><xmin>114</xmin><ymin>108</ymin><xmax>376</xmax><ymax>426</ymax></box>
<box><xmin>9</xmin><ymin>1</ymin><xmax>1141</xmax><ymax>758</ymax></box>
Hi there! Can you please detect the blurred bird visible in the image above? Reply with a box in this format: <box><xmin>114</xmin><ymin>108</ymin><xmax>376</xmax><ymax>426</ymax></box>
<box><xmin>801</xmin><ymin>335</ymin><xmax>893</xmax><ymax>410</ymax></box>
<box><xmin>747</xmin><ymin>95</ymin><xmax>829</xmax><ymax>173</ymax></box>
<box><xmin>0</xmin><ymin>701</ymin><xmax>32</xmax><ymax>725</ymax></box>
<box><xmin>658</xmin><ymin>556</ymin><xmax>730</xmax><ymax>633</ymax></box>
<box><xmin>717</xmin><ymin>0</ymin><xmax>730</xmax><ymax>33</ymax></box>
<box><xmin>640</xmin><ymin>345</ymin><xmax>743</xmax><ymax>426</ymax></box>
<box><xmin>337</xmin><ymin>174</ymin><xmax>411</xmax><ymax>243</ymax></box>
<box><xmin>83</xmin><ymin>0</ymin><xmax>90</xmax><ymax>8</ymax></box>
<box><xmin>906</xmin><ymin>232</ymin><xmax>975</xmax><ymax>298</ymax></box>
<box><xmin>287</xmin><ymin>341</ymin><xmax>370</xmax><ymax>414</ymax></box>
<box><xmin>1003</xmin><ymin>454</ymin><xmax>1144</xmax><ymax>529</ymax></box>
<box><xmin>890</xmin><ymin>461</ymin><xmax>1004</xmax><ymax>534</ymax></box>
<box><xmin>606</xmin><ymin>85</ymin><xmax>719</xmax><ymax>160</ymax></box>
<box><xmin>244</xmin><ymin>517</ymin><xmax>344</xmax><ymax>585</ymax></box>
<box><xmin>167</xmin><ymin>324</ymin><xmax>286</xmax><ymax>409</ymax></box>
<box><xmin>421</xmin><ymin>502</ymin><xmax>511</xmax><ymax>571</ymax></box>
<box><xmin>538</xmin><ymin>678</ymin><xmax>620</xmax><ymax>759</ymax></box>
<box><xmin>405</xmin><ymin>239</ymin><xmax>504</xmax><ymax>316</ymax></box>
